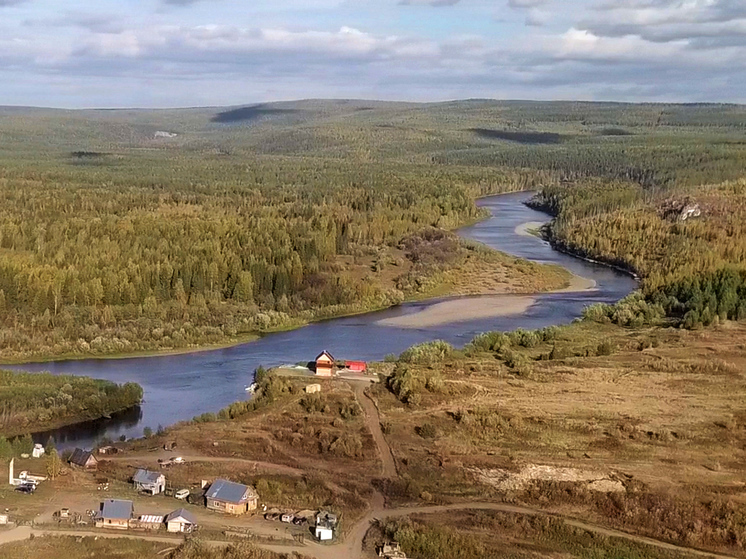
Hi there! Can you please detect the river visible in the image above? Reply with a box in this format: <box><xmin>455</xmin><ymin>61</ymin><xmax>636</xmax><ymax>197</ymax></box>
<box><xmin>12</xmin><ymin>191</ymin><xmax>637</xmax><ymax>449</ymax></box>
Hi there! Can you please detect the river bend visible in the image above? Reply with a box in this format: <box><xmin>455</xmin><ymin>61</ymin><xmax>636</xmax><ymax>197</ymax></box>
<box><xmin>11</xmin><ymin>191</ymin><xmax>636</xmax><ymax>448</ymax></box>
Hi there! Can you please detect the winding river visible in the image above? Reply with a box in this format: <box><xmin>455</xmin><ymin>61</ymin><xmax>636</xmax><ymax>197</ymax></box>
<box><xmin>13</xmin><ymin>191</ymin><xmax>636</xmax><ymax>448</ymax></box>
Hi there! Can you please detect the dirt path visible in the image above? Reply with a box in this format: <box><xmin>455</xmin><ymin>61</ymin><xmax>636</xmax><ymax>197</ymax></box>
<box><xmin>0</xmin><ymin>526</ymin><xmax>31</xmax><ymax>545</ymax></box>
<box><xmin>351</xmin><ymin>382</ymin><xmax>396</xmax><ymax>479</ymax></box>
<box><xmin>263</xmin><ymin>501</ymin><xmax>740</xmax><ymax>559</ymax></box>
<box><xmin>106</xmin><ymin>450</ymin><xmax>303</xmax><ymax>477</ymax></box>
<box><xmin>6</xmin><ymin>502</ymin><xmax>736</xmax><ymax>559</ymax></box>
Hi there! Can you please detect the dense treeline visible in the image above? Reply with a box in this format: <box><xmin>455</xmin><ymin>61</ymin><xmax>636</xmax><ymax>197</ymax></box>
<box><xmin>532</xmin><ymin>178</ymin><xmax>746</xmax><ymax>325</ymax></box>
<box><xmin>0</xmin><ymin>369</ymin><xmax>142</xmax><ymax>436</ymax></box>
<box><xmin>0</xmin><ymin>155</ymin><xmax>523</xmax><ymax>359</ymax></box>
<box><xmin>0</xmin><ymin>100</ymin><xmax>745</xmax><ymax>357</ymax></box>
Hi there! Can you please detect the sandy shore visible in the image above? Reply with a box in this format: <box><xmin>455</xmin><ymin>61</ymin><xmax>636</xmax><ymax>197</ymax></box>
<box><xmin>378</xmin><ymin>295</ymin><xmax>537</xmax><ymax>328</ymax></box>
<box><xmin>515</xmin><ymin>221</ymin><xmax>547</xmax><ymax>238</ymax></box>
<box><xmin>378</xmin><ymin>272</ymin><xmax>596</xmax><ymax>329</ymax></box>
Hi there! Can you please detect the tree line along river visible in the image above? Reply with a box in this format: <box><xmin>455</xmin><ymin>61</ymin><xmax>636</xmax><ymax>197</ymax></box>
<box><xmin>10</xmin><ymin>191</ymin><xmax>637</xmax><ymax>449</ymax></box>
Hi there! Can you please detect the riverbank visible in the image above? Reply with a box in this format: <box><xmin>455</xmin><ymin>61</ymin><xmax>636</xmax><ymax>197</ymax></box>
<box><xmin>377</xmin><ymin>269</ymin><xmax>595</xmax><ymax>329</ymax></box>
<box><xmin>0</xmin><ymin>370</ymin><xmax>143</xmax><ymax>439</ymax></box>
<box><xmin>0</xmin><ymin>213</ymin><xmax>570</xmax><ymax>366</ymax></box>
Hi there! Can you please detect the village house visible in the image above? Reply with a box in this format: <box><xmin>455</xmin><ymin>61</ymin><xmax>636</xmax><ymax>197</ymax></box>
<box><xmin>205</xmin><ymin>479</ymin><xmax>258</xmax><ymax>515</ymax></box>
<box><xmin>95</xmin><ymin>499</ymin><xmax>133</xmax><ymax>530</ymax></box>
<box><xmin>68</xmin><ymin>448</ymin><xmax>98</xmax><ymax>470</ymax></box>
<box><xmin>315</xmin><ymin>511</ymin><xmax>338</xmax><ymax>541</ymax></box>
<box><xmin>315</xmin><ymin>350</ymin><xmax>335</xmax><ymax>377</ymax></box>
<box><xmin>166</xmin><ymin>508</ymin><xmax>198</xmax><ymax>533</ymax></box>
<box><xmin>133</xmin><ymin>469</ymin><xmax>166</xmax><ymax>495</ymax></box>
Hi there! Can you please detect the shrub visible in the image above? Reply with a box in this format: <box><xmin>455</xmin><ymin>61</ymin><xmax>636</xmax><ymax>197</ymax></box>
<box><xmin>399</xmin><ymin>340</ymin><xmax>454</xmax><ymax>365</ymax></box>
<box><xmin>417</xmin><ymin>423</ymin><xmax>438</xmax><ymax>439</ymax></box>
<box><xmin>596</xmin><ymin>340</ymin><xmax>615</xmax><ymax>356</ymax></box>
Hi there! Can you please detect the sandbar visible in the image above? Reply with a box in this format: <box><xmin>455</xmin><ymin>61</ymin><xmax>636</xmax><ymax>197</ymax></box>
<box><xmin>378</xmin><ymin>295</ymin><xmax>536</xmax><ymax>328</ymax></box>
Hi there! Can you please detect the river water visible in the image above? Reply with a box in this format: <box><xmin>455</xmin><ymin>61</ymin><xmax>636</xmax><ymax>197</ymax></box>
<box><xmin>12</xmin><ymin>191</ymin><xmax>636</xmax><ymax>449</ymax></box>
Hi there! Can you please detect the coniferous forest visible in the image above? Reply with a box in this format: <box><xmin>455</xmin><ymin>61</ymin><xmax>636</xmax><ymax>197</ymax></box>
<box><xmin>0</xmin><ymin>100</ymin><xmax>745</xmax><ymax>359</ymax></box>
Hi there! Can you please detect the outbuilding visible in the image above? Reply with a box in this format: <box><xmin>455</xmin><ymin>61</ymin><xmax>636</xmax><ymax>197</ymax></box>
<box><xmin>166</xmin><ymin>508</ymin><xmax>197</xmax><ymax>533</ymax></box>
<box><xmin>205</xmin><ymin>479</ymin><xmax>258</xmax><ymax>515</ymax></box>
<box><xmin>68</xmin><ymin>448</ymin><xmax>98</xmax><ymax>470</ymax></box>
<box><xmin>315</xmin><ymin>351</ymin><xmax>335</xmax><ymax>377</ymax></box>
<box><xmin>133</xmin><ymin>469</ymin><xmax>166</xmax><ymax>495</ymax></box>
<box><xmin>32</xmin><ymin>444</ymin><xmax>45</xmax><ymax>458</ymax></box>
<box><xmin>95</xmin><ymin>499</ymin><xmax>133</xmax><ymax>530</ymax></box>
<box><xmin>315</xmin><ymin>511</ymin><xmax>338</xmax><ymax>541</ymax></box>
<box><xmin>345</xmin><ymin>360</ymin><xmax>367</xmax><ymax>373</ymax></box>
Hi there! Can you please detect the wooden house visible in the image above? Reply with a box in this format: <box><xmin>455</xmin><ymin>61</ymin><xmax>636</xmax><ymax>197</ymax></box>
<box><xmin>95</xmin><ymin>499</ymin><xmax>133</xmax><ymax>530</ymax></box>
<box><xmin>133</xmin><ymin>469</ymin><xmax>166</xmax><ymax>495</ymax></box>
<box><xmin>205</xmin><ymin>479</ymin><xmax>258</xmax><ymax>515</ymax></box>
<box><xmin>315</xmin><ymin>350</ymin><xmax>335</xmax><ymax>377</ymax></box>
<box><xmin>69</xmin><ymin>448</ymin><xmax>98</xmax><ymax>470</ymax></box>
<box><xmin>166</xmin><ymin>508</ymin><xmax>197</xmax><ymax>533</ymax></box>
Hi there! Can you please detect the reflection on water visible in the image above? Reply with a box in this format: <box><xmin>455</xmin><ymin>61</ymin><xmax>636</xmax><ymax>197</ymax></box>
<box><xmin>11</xmin><ymin>192</ymin><xmax>636</xmax><ymax>449</ymax></box>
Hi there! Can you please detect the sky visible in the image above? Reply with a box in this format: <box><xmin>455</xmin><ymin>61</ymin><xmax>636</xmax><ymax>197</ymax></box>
<box><xmin>1</xmin><ymin>0</ymin><xmax>745</xmax><ymax>107</ymax></box>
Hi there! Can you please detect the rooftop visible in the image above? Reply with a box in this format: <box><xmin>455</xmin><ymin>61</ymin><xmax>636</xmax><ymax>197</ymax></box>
<box><xmin>69</xmin><ymin>448</ymin><xmax>96</xmax><ymax>466</ymax></box>
<box><xmin>205</xmin><ymin>478</ymin><xmax>257</xmax><ymax>504</ymax></box>
<box><xmin>99</xmin><ymin>499</ymin><xmax>133</xmax><ymax>520</ymax></box>
<box><xmin>166</xmin><ymin>508</ymin><xmax>197</xmax><ymax>525</ymax></box>
<box><xmin>133</xmin><ymin>469</ymin><xmax>162</xmax><ymax>484</ymax></box>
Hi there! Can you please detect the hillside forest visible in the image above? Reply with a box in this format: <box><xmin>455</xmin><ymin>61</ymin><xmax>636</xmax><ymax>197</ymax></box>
<box><xmin>0</xmin><ymin>100</ymin><xmax>745</xmax><ymax>359</ymax></box>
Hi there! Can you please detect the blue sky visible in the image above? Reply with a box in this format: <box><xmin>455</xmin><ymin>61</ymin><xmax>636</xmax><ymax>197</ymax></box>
<box><xmin>1</xmin><ymin>0</ymin><xmax>745</xmax><ymax>107</ymax></box>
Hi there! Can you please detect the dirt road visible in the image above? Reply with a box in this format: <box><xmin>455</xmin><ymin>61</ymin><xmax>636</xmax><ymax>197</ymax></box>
<box><xmin>351</xmin><ymin>382</ymin><xmax>397</xmax><ymax>479</ymax></box>
<box><xmin>5</xmin><ymin>502</ymin><xmax>737</xmax><ymax>559</ymax></box>
<box><xmin>106</xmin><ymin>450</ymin><xmax>303</xmax><ymax>477</ymax></box>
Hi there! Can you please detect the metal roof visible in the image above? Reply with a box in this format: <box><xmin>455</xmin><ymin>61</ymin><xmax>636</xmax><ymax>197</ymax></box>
<box><xmin>165</xmin><ymin>508</ymin><xmax>197</xmax><ymax>525</ymax></box>
<box><xmin>69</xmin><ymin>448</ymin><xmax>96</xmax><ymax>466</ymax></box>
<box><xmin>133</xmin><ymin>469</ymin><xmax>162</xmax><ymax>484</ymax></box>
<box><xmin>205</xmin><ymin>479</ymin><xmax>256</xmax><ymax>504</ymax></box>
<box><xmin>100</xmin><ymin>499</ymin><xmax>133</xmax><ymax>520</ymax></box>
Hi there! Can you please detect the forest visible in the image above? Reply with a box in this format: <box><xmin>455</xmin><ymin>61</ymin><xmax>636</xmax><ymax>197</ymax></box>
<box><xmin>0</xmin><ymin>100</ymin><xmax>745</xmax><ymax>359</ymax></box>
<box><xmin>0</xmin><ymin>369</ymin><xmax>142</xmax><ymax>437</ymax></box>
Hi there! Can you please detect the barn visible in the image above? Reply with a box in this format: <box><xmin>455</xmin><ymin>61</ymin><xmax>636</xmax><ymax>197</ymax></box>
<box><xmin>345</xmin><ymin>360</ymin><xmax>367</xmax><ymax>373</ymax></box>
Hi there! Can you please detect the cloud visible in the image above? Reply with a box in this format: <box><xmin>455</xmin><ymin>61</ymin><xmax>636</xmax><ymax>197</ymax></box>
<box><xmin>2</xmin><ymin>0</ymin><xmax>746</xmax><ymax>106</ymax></box>
<box><xmin>525</xmin><ymin>8</ymin><xmax>550</xmax><ymax>26</ymax></box>
<box><xmin>508</xmin><ymin>0</ymin><xmax>549</xmax><ymax>7</ymax></box>
<box><xmin>399</xmin><ymin>0</ymin><xmax>461</xmax><ymax>6</ymax></box>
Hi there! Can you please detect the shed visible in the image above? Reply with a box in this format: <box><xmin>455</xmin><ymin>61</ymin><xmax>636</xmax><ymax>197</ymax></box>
<box><xmin>166</xmin><ymin>508</ymin><xmax>197</xmax><ymax>533</ymax></box>
<box><xmin>205</xmin><ymin>479</ymin><xmax>258</xmax><ymax>515</ymax></box>
<box><xmin>305</xmin><ymin>383</ymin><xmax>322</xmax><ymax>394</ymax></box>
<box><xmin>315</xmin><ymin>350</ymin><xmax>335</xmax><ymax>377</ymax></box>
<box><xmin>95</xmin><ymin>499</ymin><xmax>133</xmax><ymax>530</ymax></box>
<box><xmin>315</xmin><ymin>511</ymin><xmax>337</xmax><ymax>541</ymax></box>
<box><xmin>98</xmin><ymin>446</ymin><xmax>119</xmax><ymax>455</ymax></box>
<box><xmin>0</xmin><ymin>514</ymin><xmax>8</xmax><ymax>525</ymax></box>
<box><xmin>32</xmin><ymin>444</ymin><xmax>45</xmax><ymax>458</ymax></box>
<box><xmin>346</xmin><ymin>360</ymin><xmax>367</xmax><ymax>373</ymax></box>
<box><xmin>69</xmin><ymin>448</ymin><xmax>98</xmax><ymax>470</ymax></box>
<box><xmin>133</xmin><ymin>469</ymin><xmax>166</xmax><ymax>495</ymax></box>
<box><xmin>380</xmin><ymin>542</ymin><xmax>408</xmax><ymax>558</ymax></box>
